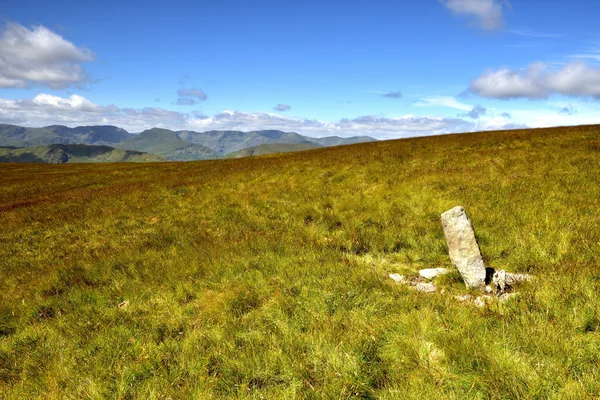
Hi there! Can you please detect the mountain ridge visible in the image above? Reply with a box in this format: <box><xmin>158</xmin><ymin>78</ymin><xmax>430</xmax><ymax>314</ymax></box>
<box><xmin>0</xmin><ymin>143</ymin><xmax>165</xmax><ymax>164</ymax></box>
<box><xmin>0</xmin><ymin>124</ymin><xmax>377</xmax><ymax>161</ymax></box>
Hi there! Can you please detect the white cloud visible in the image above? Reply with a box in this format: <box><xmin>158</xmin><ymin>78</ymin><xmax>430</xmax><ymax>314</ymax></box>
<box><xmin>470</xmin><ymin>61</ymin><xmax>600</xmax><ymax>99</ymax></box>
<box><xmin>0</xmin><ymin>93</ymin><xmax>526</xmax><ymax>139</ymax></box>
<box><xmin>415</xmin><ymin>96</ymin><xmax>472</xmax><ymax>111</ymax></box>
<box><xmin>0</xmin><ymin>22</ymin><xmax>94</xmax><ymax>89</ymax></box>
<box><xmin>442</xmin><ymin>0</ymin><xmax>507</xmax><ymax>30</ymax></box>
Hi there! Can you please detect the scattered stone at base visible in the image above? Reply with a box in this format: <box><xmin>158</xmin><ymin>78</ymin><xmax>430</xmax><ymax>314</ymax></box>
<box><xmin>118</xmin><ymin>300</ymin><xmax>130</xmax><ymax>309</ymax></box>
<box><xmin>473</xmin><ymin>296</ymin><xmax>492</xmax><ymax>308</ymax></box>
<box><xmin>415</xmin><ymin>282</ymin><xmax>437</xmax><ymax>293</ymax></box>
<box><xmin>441</xmin><ymin>206</ymin><xmax>487</xmax><ymax>290</ymax></box>
<box><xmin>419</xmin><ymin>268</ymin><xmax>451</xmax><ymax>280</ymax></box>
<box><xmin>499</xmin><ymin>293</ymin><xmax>518</xmax><ymax>302</ymax></box>
<box><xmin>389</xmin><ymin>273</ymin><xmax>405</xmax><ymax>283</ymax></box>
<box><xmin>454</xmin><ymin>294</ymin><xmax>472</xmax><ymax>302</ymax></box>
<box><xmin>493</xmin><ymin>269</ymin><xmax>533</xmax><ymax>293</ymax></box>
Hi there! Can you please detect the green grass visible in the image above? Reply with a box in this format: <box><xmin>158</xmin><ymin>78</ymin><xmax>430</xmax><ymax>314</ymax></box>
<box><xmin>1</xmin><ymin>125</ymin><xmax>600</xmax><ymax>398</ymax></box>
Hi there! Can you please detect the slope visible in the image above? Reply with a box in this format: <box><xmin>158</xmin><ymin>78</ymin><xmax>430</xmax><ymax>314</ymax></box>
<box><xmin>1</xmin><ymin>125</ymin><xmax>600</xmax><ymax>398</ymax></box>
<box><xmin>224</xmin><ymin>142</ymin><xmax>321</xmax><ymax>158</ymax></box>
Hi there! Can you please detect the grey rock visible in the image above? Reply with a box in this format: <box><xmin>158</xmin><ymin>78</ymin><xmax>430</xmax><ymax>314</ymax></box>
<box><xmin>492</xmin><ymin>269</ymin><xmax>533</xmax><ymax>293</ymax></box>
<box><xmin>441</xmin><ymin>206</ymin><xmax>486</xmax><ymax>290</ymax></box>
<box><xmin>454</xmin><ymin>294</ymin><xmax>472</xmax><ymax>302</ymax></box>
<box><xmin>389</xmin><ymin>273</ymin><xmax>405</xmax><ymax>283</ymax></box>
<box><xmin>415</xmin><ymin>282</ymin><xmax>437</xmax><ymax>293</ymax></box>
<box><xmin>499</xmin><ymin>292</ymin><xmax>517</xmax><ymax>302</ymax></box>
<box><xmin>419</xmin><ymin>268</ymin><xmax>451</xmax><ymax>280</ymax></box>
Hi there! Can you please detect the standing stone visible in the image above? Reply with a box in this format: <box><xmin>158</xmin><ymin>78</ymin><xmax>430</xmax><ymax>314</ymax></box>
<box><xmin>441</xmin><ymin>206</ymin><xmax>486</xmax><ymax>290</ymax></box>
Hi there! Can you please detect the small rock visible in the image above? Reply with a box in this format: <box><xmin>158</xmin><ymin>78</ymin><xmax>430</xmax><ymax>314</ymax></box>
<box><xmin>415</xmin><ymin>282</ymin><xmax>437</xmax><ymax>293</ymax></box>
<box><xmin>506</xmin><ymin>272</ymin><xmax>533</xmax><ymax>284</ymax></box>
<box><xmin>419</xmin><ymin>268</ymin><xmax>451</xmax><ymax>280</ymax></box>
<box><xmin>389</xmin><ymin>273</ymin><xmax>405</xmax><ymax>283</ymax></box>
<box><xmin>454</xmin><ymin>294</ymin><xmax>472</xmax><ymax>302</ymax></box>
<box><xmin>473</xmin><ymin>296</ymin><xmax>487</xmax><ymax>307</ymax></box>
<box><xmin>499</xmin><ymin>293</ymin><xmax>517</xmax><ymax>303</ymax></box>
<box><xmin>485</xmin><ymin>285</ymin><xmax>493</xmax><ymax>293</ymax></box>
<box><xmin>118</xmin><ymin>300</ymin><xmax>130</xmax><ymax>309</ymax></box>
<box><xmin>493</xmin><ymin>269</ymin><xmax>533</xmax><ymax>293</ymax></box>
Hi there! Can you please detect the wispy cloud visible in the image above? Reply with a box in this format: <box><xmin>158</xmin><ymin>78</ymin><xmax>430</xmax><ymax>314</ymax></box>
<box><xmin>559</xmin><ymin>104</ymin><xmax>574</xmax><ymax>115</ymax></box>
<box><xmin>469</xmin><ymin>61</ymin><xmax>600</xmax><ymax>99</ymax></box>
<box><xmin>415</xmin><ymin>96</ymin><xmax>472</xmax><ymax>111</ymax></box>
<box><xmin>467</xmin><ymin>105</ymin><xmax>487</xmax><ymax>119</ymax></box>
<box><xmin>381</xmin><ymin>91</ymin><xmax>402</xmax><ymax>99</ymax></box>
<box><xmin>0</xmin><ymin>22</ymin><xmax>94</xmax><ymax>89</ymax></box>
<box><xmin>176</xmin><ymin>88</ymin><xmax>207</xmax><ymax>105</ymax></box>
<box><xmin>441</xmin><ymin>0</ymin><xmax>508</xmax><ymax>30</ymax></box>
<box><xmin>508</xmin><ymin>28</ymin><xmax>562</xmax><ymax>38</ymax></box>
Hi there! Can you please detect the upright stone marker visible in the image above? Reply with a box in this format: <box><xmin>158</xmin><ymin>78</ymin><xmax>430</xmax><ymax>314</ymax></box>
<box><xmin>441</xmin><ymin>206</ymin><xmax>486</xmax><ymax>290</ymax></box>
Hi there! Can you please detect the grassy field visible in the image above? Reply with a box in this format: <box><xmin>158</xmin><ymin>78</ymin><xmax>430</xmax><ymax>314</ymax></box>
<box><xmin>1</xmin><ymin>125</ymin><xmax>600</xmax><ymax>398</ymax></box>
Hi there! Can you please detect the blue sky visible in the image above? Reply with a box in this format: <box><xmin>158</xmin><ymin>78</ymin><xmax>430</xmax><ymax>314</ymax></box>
<box><xmin>1</xmin><ymin>0</ymin><xmax>600</xmax><ymax>138</ymax></box>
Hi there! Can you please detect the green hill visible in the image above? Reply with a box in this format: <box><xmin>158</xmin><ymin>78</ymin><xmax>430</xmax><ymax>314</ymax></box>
<box><xmin>116</xmin><ymin>128</ymin><xmax>219</xmax><ymax>161</ymax></box>
<box><xmin>224</xmin><ymin>142</ymin><xmax>321</xmax><ymax>158</ymax></box>
<box><xmin>1</xmin><ymin>125</ymin><xmax>600</xmax><ymax>398</ymax></box>
<box><xmin>0</xmin><ymin>144</ymin><xmax>164</xmax><ymax>163</ymax></box>
<box><xmin>0</xmin><ymin>124</ymin><xmax>131</xmax><ymax>147</ymax></box>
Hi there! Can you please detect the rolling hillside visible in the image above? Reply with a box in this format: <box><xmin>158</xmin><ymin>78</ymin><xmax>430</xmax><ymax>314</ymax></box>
<box><xmin>1</xmin><ymin>125</ymin><xmax>600</xmax><ymax>398</ymax></box>
<box><xmin>224</xmin><ymin>142</ymin><xmax>321</xmax><ymax>158</ymax></box>
<box><xmin>0</xmin><ymin>144</ymin><xmax>164</xmax><ymax>163</ymax></box>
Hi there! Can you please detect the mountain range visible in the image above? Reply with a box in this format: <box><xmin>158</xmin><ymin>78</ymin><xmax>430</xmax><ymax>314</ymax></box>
<box><xmin>0</xmin><ymin>124</ymin><xmax>376</xmax><ymax>162</ymax></box>
<box><xmin>0</xmin><ymin>144</ymin><xmax>164</xmax><ymax>164</ymax></box>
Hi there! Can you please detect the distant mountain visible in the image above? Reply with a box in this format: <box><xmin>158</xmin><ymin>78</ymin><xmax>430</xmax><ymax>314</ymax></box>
<box><xmin>177</xmin><ymin>129</ymin><xmax>376</xmax><ymax>156</ymax></box>
<box><xmin>0</xmin><ymin>124</ymin><xmax>131</xmax><ymax>147</ymax></box>
<box><xmin>177</xmin><ymin>130</ymin><xmax>311</xmax><ymax>156</ymax></box>
<box><xmin>115</xmin><ymin>128</ymin><xmax>219</xmax><ymax>161</ymax></box>
<box><xmin>0</xmin><ymin>144</ymin><xmax>164</xmax><ymax>164</ymax></box>
<box><xmin>225</xmin><ymin>143</ymin><xmax>322</xmax><ymax>158</ymax></box>
<box><xmin>0</xmin><ymin>124</ymin><xmax>378</xmax><ymax>161</ymax></box>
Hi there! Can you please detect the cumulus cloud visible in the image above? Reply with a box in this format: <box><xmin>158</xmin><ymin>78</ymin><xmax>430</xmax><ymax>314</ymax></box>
<box><xmin>0</xmin><ymin>94</ymin><xmax>188</xmax><ymax>132</ymax></box>
<box><xmin>274</xmin><ymin>103</ymin><xmax>291</xmax><ymax>111</ymax></box>
<box><xmin>382</xmin><ymin>91</ymin><xmax>402</xmax><ymax>99</ymax></box>
<box><xmin>176</xmin><ymin>88</ymin><xmax>207</xmax><ymax>105</ymax></box>
<box><xmin>467</xmin><ymin>105</ymin><xmax>487</xmax><ymax>119</ymax></box>
<box><xmin>469</xmin><ymin>61</ymin><xmax>600</xmax><ymax>99</ymax></box>
<box><xmin>441</xmin><ymin>0</ymin><xmax>508</xmax><ymax>30</ymax></box>
<box><xmin>0</xmin><ymin>22</ymin><xmax>94</xmax><ymax>89</ymax></box>
<box><xmin>0</xmin><ymin>93</ymin><xmax>527</xmax><ymax>140</ymax></box>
